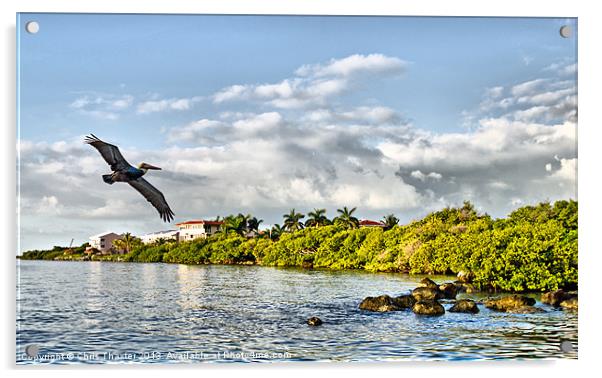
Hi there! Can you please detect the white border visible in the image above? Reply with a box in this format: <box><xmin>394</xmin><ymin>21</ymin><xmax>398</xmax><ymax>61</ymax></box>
<box><xmin>2</xmin><ymin>1</ymin><xmax>601</xmax><ymax>377</ymax></box>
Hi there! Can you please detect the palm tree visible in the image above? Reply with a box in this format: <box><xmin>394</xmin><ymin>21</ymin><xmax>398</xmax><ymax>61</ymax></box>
<box><xmin>114</xmin><ymin>232</ymin><xmax>139</xmax><ymax>254</ymax></box>
<box><xmin>334</xmin><ymin>206</ymin><xmax>360</xmax><ymax>229</ymax></box>
<box><xmin>153</xmin><ymin>237</ymin><xmax>168</xmax><ymax>246</ymax></box>
<box><xmin>222</xmin><ymin>214</ymin><xmax>247</xmax><ymax>236</ymax></box>
<box><xmin>112</xmin><ymin>239</ymin><xmax>124</xmax><ymax>253</ymax></box>
<box><xmin>305</xmin><ymin>208</ymin><xmax>330</xmax><ymax>227</ymax></box>
<box><xmin>283</xmin><ymin>209</ymin><xmax>305</xmax><ymax>232</ymax></box>
<box><xmin>247</xmin><ymin>216</ymin><xmax>264</xmax><ymax>234</ymax></box>
<box><xmin>269</xmin><ymin>224</ymin><xmax>284</xmax><ymax>240</ymax></box>
<box><xmin>382</xmin><ymin>214</ymin><xmax>400</xmax><ymax>230</ymax></box>
<box><xmin>237</xmin><ymin>213</ymin><xmax>251</xmax><ymax>231</ymax></box>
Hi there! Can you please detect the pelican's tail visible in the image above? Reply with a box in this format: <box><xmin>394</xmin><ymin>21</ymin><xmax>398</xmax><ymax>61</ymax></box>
<box><xmin>102</xmin><ymin>174</ymin><xmax>115</xmax><ymax>185</ymax></box>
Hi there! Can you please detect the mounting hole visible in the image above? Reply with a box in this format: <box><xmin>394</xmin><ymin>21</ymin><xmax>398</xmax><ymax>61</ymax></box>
<box><xmin>560</xmin><ymin>340</ymin><xmax>574</xmax><ymax>353</ymax></box>
<box><xmin>559</xmin><ymin>25</ymin><xmax>572</xmax><ymax>38</ymax></box>
<box><xmin>25</xmin><ymin>21</ymin><xmax>39</xmax><ymax>34</ymax></box>
<box><xmin>25</xmin><ymin>344</ymin><xmax>40</xmax><ymax>357</ymax></box>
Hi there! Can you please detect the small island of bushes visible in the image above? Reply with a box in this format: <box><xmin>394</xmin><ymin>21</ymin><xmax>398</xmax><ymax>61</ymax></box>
<box><xmin>20</xmin><ymin>200</ymin><xmax>577</xmax><ymax>293</ymax></box>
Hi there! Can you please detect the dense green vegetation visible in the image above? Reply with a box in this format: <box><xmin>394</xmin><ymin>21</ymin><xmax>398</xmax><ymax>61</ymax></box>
<box><xmin>19</xmin><ymin>200</ymin><xmax>578</xmax><ymax>292</ymax></box>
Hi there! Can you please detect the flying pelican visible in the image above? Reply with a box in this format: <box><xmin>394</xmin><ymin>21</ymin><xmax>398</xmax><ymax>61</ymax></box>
<box><xmin>85</xmin><ymin>134</ymin><xmax>175</xmax><ymax>222</ymax></box>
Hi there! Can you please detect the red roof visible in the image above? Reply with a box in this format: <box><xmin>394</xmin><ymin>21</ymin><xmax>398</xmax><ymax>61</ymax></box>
<box><xmin>176</xmin><ymin>220</ymin><xmax>224</xmax><ymax>226</ymax></box>
<box><xmin>204</xmin><ymin>221</ymin><xmax>224</xmax><ymax>226</ymax></box>
<box><xmin>359</xmin><ymin>219</ymin><xmax>386</xmax><ymax>227</ymax></box>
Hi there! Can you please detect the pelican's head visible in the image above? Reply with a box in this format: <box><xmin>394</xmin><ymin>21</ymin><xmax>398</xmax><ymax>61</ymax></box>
<box><xmin>138</xmin><ymin>162</ymin><xmax>162</xmax><ymax>172</ymax></box>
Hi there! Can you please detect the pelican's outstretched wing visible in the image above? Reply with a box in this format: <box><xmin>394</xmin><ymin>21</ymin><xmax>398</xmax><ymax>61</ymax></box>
<box><xmin>84</xmin><ymin>134</ymin><xmax>133</xmax><ymax>171</ymax></box>
<box><xmin>128</xmin><ymin>177</ymin><xmax>175</xmax><ymax>222</ymax></box>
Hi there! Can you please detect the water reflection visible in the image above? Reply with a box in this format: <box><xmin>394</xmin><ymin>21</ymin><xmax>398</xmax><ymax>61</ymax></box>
<box><xmin>17</xmin><ymin>261</ymin><xmax>577</xmax><ymax>364</ymax></box>
<box><xmin>83</xmin><ymin>262</ymin><xmax>103</xmax><ymax>328</ymax></box>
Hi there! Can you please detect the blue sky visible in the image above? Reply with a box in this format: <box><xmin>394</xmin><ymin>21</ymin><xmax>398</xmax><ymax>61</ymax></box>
<box><xmin>19</xmin><ymin>14</ymin><xmax>576</xmax><ymax>143</ymax></box>
<box><xmin>17</xmin><ymin>14</ymin><xmax>577</xmax><ymax>250</ymax></box>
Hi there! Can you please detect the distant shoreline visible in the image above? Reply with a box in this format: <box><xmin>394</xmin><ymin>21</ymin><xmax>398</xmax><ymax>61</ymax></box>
<box><xmin>19</xmin><ymin>200</ymin><xmax>578</xmax><ymax>294</ymax></box>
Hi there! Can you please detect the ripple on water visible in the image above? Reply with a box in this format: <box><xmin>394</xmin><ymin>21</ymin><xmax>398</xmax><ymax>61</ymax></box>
<box><xmin>16</xmin><ymin>261</ymin><xmax>577</xmax><ymax>363</ymax></box>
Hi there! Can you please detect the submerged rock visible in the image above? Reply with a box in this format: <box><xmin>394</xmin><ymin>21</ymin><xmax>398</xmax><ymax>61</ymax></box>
<box><xmin>439</xmin><ymin>283</ymin><xmax>458</xmax><ymax>299</ymax></box>
<box><xmin>449</xmin><ymin>299</ymin><xmax>479</xmax><ymax>314</ymax></box>
<box><xmin>542</xmin><ymin>289</ymin><xmax>577</xmax><ymax>307</ymax></box>
<box><xmin>560</xmin><ymin>297</ymin><xmax>578</xmax><ymax>310</ymax></box>
<box><xmin>484</xmin><ymin>295</ymin><xmax>536</xmax><ymax>312</ymax></box>
<box><xmin>392</xmin><ymin>294</ymin><xmax>416</xmax><ymax>309</ymax></box>
<box><xmin>307</xmin><ymin>317</ymin><xmax>323</xmax><ymax>326</ymax></box>
<box><xmin>417</xmin><ymin>277</ymin><xmax>439</xmax><ymax>289</ymax></box>
<box><xmin>506</xmin><ymin>306</ymin><xmax>545</xmax><ymax>314</ymax></box>
<box><xmin>412</xmin><ymin>300</ymin><xmax>445</xmax><ymax>316</ymax></box>
<box><xmin>359</xmin><ymin>295</ymin><xmax>403</xmax><ymax>312</ymax></box>
<box><xmin>412</xmin><ymin>286</ymin><xmax>443</xmax><ymax>301</ymax></box>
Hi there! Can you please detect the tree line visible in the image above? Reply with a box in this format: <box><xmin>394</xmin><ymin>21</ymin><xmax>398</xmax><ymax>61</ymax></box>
<box><xmin>20</xmin><ymin>200</ymin><xmax>578</xmax><ymax>293</ymax></box>
<box><xmin>217</xmin><ymin>206</ymin><xmax>400</xmax><ymax>239</ymax></box>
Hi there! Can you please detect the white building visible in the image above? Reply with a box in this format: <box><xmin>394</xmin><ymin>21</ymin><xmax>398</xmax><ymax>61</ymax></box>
<box><xmin>88</xmin><ymin>232</ymin><xmax>123</xmax><ymax>254</ymax></box>
<box><xmin>140</xmin><ymin>230</ymin><xmax>179</xmax><ymax>245</ymax></box>
<box><xmin>176</xmin><ymin>220</ymin><xmax>223</xmax><ymax>241</ymax></box>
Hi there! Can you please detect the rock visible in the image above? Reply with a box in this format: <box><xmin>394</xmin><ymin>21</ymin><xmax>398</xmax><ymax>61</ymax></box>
<box><xmin>506</xmin><ymin>306</ymin><xmax>545</xmax><ymax>314</ymax></box>
<box><xmin>560</xmin><ymin>297</ymin><xmax>578</xmax><ymax>310</ymax></box>
<box><xmin>417</xmin><ymin>277</ymin><xmax>439</xmax><ymax>289</ymax></box>
<box><xmin>439</xmin><ymin>283</ymin><xmax>458</xmax><ymax>299</ymax></box>
<box><xmin>484</xmin><ymin>295</ymin><xmax>536</xmax><ymax>312</ymax></box>
<box><xmin>412</xmin><ymin>300</ymin><xmax>445</xmax><ymax>316</ymax></box>
<box><xmin>542</xmin><ymin>289</ymin><xmax>577</xmax><ymax>307</ymax></box>
<box><xmin>454</xmin><ymin>282</ymin><xmax>479</xmax><ymax>294</ymax></box>
<box><xmin>412</xmin><ymin>287</ymin><xmax>443</xmax><ymax>301</ymax></box>
<box><xmin>301</xmin><ymin>260</ymin><xmax>314</xmax><ymax>269</ymax></box>
<box><xmin>464</xmin><ymin>284</ymin><xmax>479</xmax><ymax>294</ymax></box>
<box><xmin>359</xmin><ymin>295</ymin><xmax>404</xmax><ymax>312</ymax></box>
<box><xmin>449</xmin><ymin>299</ymin><xmax>479</xmax><ymax>314</ymax></box>
<box><xmin>392</xmin><ymin>294</ymin><xmax>416</xmax><ymax>309</ymax></box>
<box><xmin>306</xmin><ymin>317</ymin><xmax>323</xmax><ymax>326</ymax></box>
<box><xmin>541</xmin><ymin>289</ymin><xmax>564</xmax><ymax>306</ymax></box>
<box><xmin>457</xmin><ymin>271</ymin><xmax>475</xmax><ymax>283</ymax></box>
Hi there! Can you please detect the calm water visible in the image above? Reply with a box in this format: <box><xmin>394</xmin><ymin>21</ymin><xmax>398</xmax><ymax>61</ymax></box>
<box><xmin>16</xmin><ymin>260</ymin><xmax>577</xmax><ymax>364</ymax></box>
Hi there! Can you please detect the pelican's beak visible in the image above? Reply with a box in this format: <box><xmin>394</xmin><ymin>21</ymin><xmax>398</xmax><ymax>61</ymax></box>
<box><xmin>141</xmin><ymin>163</ymin><xmax>162</xmax><ymax>170</ymax></box>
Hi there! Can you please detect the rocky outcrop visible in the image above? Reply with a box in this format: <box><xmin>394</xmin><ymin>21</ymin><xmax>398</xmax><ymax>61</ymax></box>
<box><xmin>439</xmin><ymin>283</ymin><xmax>458</xmax><ymax>299</ymax></box>
<box><xmin>541</xmin><ymin>289</ymin><xmax>564</xmax><ymax>306</ymax></box>
<box><xmin>457</xmin><ymin>271</ymin><xmax>475</xmax><ymax>283</ymax></box>
<box><xmin>417</xmin><ymin>277</ymin><xmax>439</xmax><ymax>289</ymax></box>
<box><xmin>307</xmin><ymin>316</ymin><xmax>323</xmax><ymax>326</ymax></box>
<box><xmin>455</xmin><ymin>282</ymin><xmax>479</xmax><ymax>294</ymax></box>
<box><xmin>412</xmin><ymin>300</ymin><xmax>445</xmax><ymax>316</ymax></box>
<box><xmin>359</xmin><ymin>294</ymin><xmax>417</xmax><ymax>312</ymax></box>
<box><xmin>359</xmin><ymin>295</ymin><xmax>403</xmax><ymax>312</ymax></box>
<box><xmin>359</xmin><ymin>279</ymin><xmax>564</xmax><ymax>318</ymax></box>
<box><xmin>542</xmin><ymin>289</ymin><xmax>577</xmax><ymax>307</ymax></box>
<box><xmin>412</xmin><ymin>287</ymin><xmax>443</xmax><ymax>301</ymax></box>
<box><xmin>484</xmin><ymin>295</ymin><xmax>536</xmax><ymax>312</ymax></box>
<box><xmin>449</xmin><ymin>299</ymin><xmax>479</xmax><ymax>313</ymax></box>
<box><xmin>392</xmin><ymin>294</ymin><xmax>416</xmax><ymax>309</ymax></box>
<box><xmin>560</xmin><ymin>297</ymin><xmax>578</xmax><ymax>310</ymax></box>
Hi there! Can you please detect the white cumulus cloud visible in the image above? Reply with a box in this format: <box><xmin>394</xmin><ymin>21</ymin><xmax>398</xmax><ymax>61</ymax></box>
<box><xmin>212</xmin><ymin>54</ymin><xmax>407</xmax><ymax>109</ymax></box>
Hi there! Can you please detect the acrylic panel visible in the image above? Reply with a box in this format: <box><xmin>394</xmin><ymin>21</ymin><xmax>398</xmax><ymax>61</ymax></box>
<box><xmin>16</xmin><ymin>14</ymin><xmax>578</xmax><ymax>364</ymax></box>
